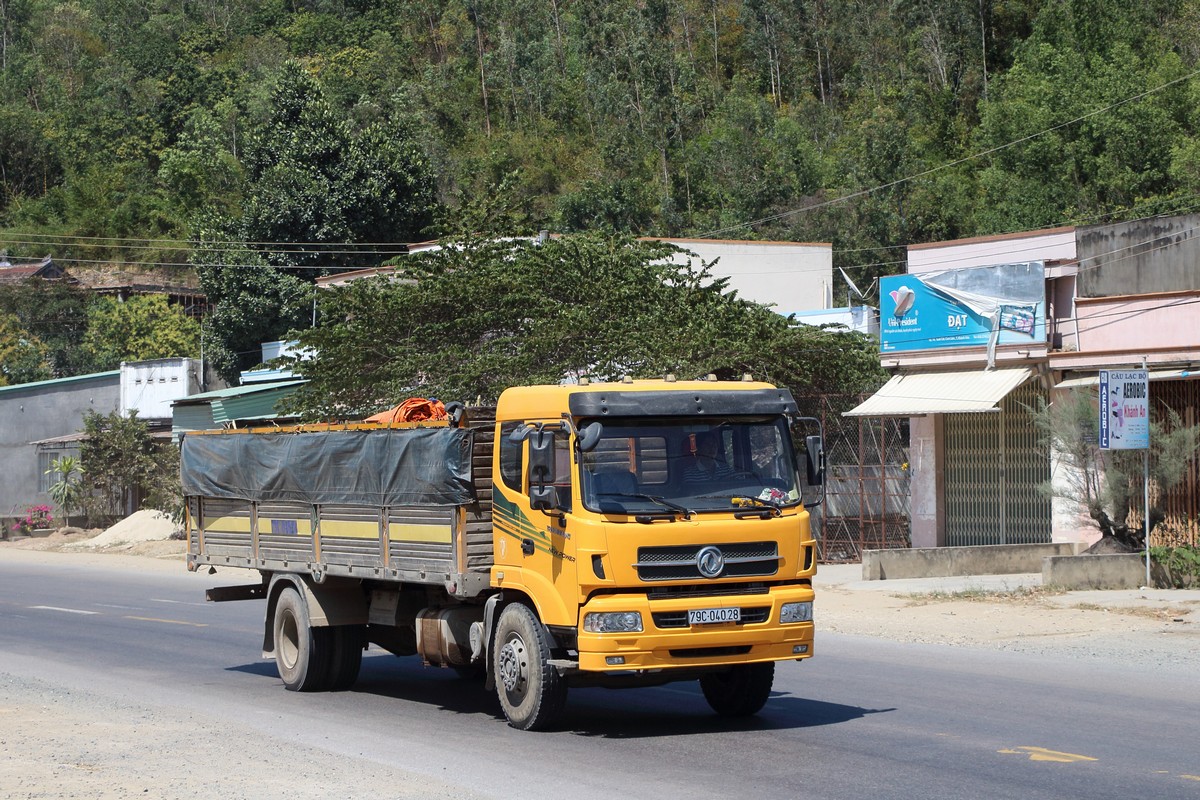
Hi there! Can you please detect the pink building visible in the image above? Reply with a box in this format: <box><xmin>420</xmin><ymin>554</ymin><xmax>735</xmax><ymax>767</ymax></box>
<box><xmin>848</xmin><ymin>213</ymin><xmax>1200</xmax><ymax>549</ymax></box>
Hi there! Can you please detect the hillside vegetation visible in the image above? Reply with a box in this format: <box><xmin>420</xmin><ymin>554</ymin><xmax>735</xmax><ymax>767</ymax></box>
<box><xmin>3</xmin><ymin>1</ymin><xmax>1200</xmax><ymax>385</ymax></box>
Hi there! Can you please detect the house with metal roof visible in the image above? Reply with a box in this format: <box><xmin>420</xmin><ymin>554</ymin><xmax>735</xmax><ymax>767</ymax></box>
<box><xmin>171</xmin><ymin>380</ymin><xmax>305</xmax><ymax>439</ymax></box>
<box><xmin>847</xmin><ymin>213</ymin><xmax>1200</xmax><ymax>551</ymax></box>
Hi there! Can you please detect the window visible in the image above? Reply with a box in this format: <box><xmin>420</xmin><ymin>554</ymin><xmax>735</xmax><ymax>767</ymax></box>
<box><xmin>498</xmin><ymin>421</ymin><xmax>524</xmax><ymax>491</ymax></box>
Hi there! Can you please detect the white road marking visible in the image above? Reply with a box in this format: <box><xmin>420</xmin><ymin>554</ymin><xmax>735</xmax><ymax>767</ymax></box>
<box><xmin>29</xmin><ymin>606</ymin><xmax>99</xmax><ymax>615</ymax></box>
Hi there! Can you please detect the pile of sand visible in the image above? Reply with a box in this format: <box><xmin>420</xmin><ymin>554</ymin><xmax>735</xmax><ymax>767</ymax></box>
<box><xmin>64</xmin><ymin>509</ymin><xmax>179</xmax><ymax>550</ymax></box>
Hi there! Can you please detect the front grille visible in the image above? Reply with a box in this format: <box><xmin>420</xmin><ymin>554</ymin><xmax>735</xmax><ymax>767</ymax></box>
<box><xmin>648</xmin><ymin>582</ymin><xmax>770</xmax><ymax>600</ymax></box>
<box><xmin>652</xmin><ymin>606</ymin><xmax>771</xmax><ymax>629</ymax></box>
<box><xmin>635</xmin><ymin>542</ymin><xmax>778</xmax><ymax>582</ymax></box>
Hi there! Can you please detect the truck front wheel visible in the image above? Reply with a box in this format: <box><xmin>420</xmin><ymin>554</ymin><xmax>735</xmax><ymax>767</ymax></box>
<box><xmin>493</xmin><ymin>603</ymin><xmax>567</xmax><ymax>730</ymax></box>
<box><xmin>273</xmin><ymin>586</ymin><xmax>333</xmax><ymax>692</ymax></box>
<box><xmin>699</xmin><ymin>662</ymin><xmax>775</xmax><ymax>717</ymax></box>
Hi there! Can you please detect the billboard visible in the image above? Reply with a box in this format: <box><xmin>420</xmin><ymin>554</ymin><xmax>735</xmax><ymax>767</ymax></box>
<box><xmin>1099</xmin><ymin>370</ymin><xmax>1149</xmax><ymax>450</ymax></box>
<box><xmin>880</xmin><ymin>262</ymin><xmax>1045</xmax><ymax>354</ymax></box>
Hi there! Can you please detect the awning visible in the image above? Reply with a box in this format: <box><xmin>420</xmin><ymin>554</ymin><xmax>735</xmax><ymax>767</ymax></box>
<box><xmin>1055</xmin><ymin>369</ymin><xmax>1198</xmax><ymax>389</ymax></box>
<box><xmin>844</xmin><ymin>367</ymin><xmax>1034</xmax><ymax>417</ymax></box>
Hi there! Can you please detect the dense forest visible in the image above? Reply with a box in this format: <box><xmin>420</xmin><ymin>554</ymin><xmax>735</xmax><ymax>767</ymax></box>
<box><xmin>2</xmin><ymin>0</ymin><xmax>1200</xmax><ymax>381</ymax></box>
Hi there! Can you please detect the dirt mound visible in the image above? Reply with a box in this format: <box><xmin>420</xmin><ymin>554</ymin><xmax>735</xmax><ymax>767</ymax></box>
<box><xmin>64</xmin><ymin>510</ymin><xmax>179</xmax><ymax>551</ymax></box>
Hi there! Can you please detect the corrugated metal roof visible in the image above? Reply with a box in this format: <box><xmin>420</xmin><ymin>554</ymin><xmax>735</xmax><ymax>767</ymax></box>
<box><xmin>0</xmin><ymin>370</ymin><xmax>121</xmax><ymax>394</ymax></box>
<box><xmin>171</xmin><ymin>380</ymin><xmax>306</xmax><ymax>405</ymax></box>
<box><xmin>844</xmin><ymin>368</ymin><xmax>1034</xmax><ymax>416</ymax></box>
<box><xmin>212</xmin><ymin>383</ymin><xmax>302</xmax><ymax>423</ymax></box>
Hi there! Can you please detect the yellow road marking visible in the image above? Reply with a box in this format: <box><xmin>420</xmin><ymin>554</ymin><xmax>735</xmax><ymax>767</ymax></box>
<box><xmin>124</xmin><ymin>616</ymin><xmax>208</xmax><ymax>627</ymax></box>
<box><xmin>998</xmin><ymin>747</ymin><xmax>1098</xmax><ymax>763</ymax></box>
<box><xmin>1180</xmin><ymin>775</ymin><xmax>1200</xmax><ymax>782</ymax></box>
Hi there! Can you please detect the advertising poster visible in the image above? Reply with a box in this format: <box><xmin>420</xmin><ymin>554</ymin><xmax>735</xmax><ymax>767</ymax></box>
<box><xmin>1099</xmin><ymin>370</ymin><xmax>1149</xmax><ymax>450</ymax></box>
<box><xmin>879</xmin><ymin>262</ymin><xmax>1045</xmax><ymax>354</ymax></box>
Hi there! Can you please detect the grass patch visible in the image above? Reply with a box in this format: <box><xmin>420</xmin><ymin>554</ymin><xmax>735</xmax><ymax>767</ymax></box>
<box><xmin>1071</xmin><ymin>602</ymin><xmax>1195</xmax><ymax>621</ymax></box>
<box><xmin>902</xmin><ymin>586</ymin><xmax>1067</xmax><ymax>605</ymax></box>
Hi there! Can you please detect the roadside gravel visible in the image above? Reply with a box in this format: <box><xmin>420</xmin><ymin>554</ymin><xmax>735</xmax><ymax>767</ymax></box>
<box><xmin>0</xmin><ymin>671</ymin><xmax>482</xmax><ymax>800</ymax></box>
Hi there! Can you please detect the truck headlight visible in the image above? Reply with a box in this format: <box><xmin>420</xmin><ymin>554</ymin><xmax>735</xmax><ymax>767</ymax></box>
<box><xmin>584</xmin><ymin>611</ymin><xmax>643</xmax><ymax>633</ymax></box>
<box><xmin>780</xmin><ymin>602</ymin><xmax>813</xmax><ymax>623</ymax></box>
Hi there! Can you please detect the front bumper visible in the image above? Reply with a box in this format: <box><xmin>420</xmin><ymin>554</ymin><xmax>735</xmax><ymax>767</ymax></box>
<box><xmin>576</xmin><ymin>583</ymin><xmax>815</xmax><ymax>672</ymax></box>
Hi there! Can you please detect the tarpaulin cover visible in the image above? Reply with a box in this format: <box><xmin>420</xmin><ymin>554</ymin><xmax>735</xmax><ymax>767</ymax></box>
<box><xmin>180</xmin><ymin>427</ymin><xmax>475</xmax><ymax>507</ymax></box>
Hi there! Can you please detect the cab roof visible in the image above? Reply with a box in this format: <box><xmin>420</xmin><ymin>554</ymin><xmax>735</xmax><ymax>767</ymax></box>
<box><xmin>496</xmin><ymin>379</ymin><xmax>792</xmax><ymax>421</ymax></box>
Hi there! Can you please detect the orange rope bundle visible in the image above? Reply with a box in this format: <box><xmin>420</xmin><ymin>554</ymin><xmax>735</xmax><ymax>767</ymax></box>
<box><xmin>365</xmin><ymin>397</ymin><xmax>448</xmax><ymax>424</ymax></box>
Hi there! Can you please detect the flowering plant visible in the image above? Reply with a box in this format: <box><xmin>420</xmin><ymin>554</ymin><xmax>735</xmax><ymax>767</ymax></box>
<box><xmin>12</xmin><ymin>504</ymin><xmax>53</xmax><ymax>534</ymax></box>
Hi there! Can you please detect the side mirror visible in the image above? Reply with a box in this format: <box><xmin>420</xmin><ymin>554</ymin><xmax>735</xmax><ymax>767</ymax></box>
<box><xmin>527</xmin><ymin>429</ymin><xmax>556</xmax><ymax>485</ymax></box>
<box><xmin>530</xmin><ymin>484</ymin><xmax>562</xmax><ymax>512</ymax></box>
<box><xmin>577</xmin><ymin>422</ymin><xmax>602</xmax><ymax>452</ymax></box>
<box><xmin>805</xmin><ymin>435</ymin><xmax>825</xmax><ymax>487</ymax></box>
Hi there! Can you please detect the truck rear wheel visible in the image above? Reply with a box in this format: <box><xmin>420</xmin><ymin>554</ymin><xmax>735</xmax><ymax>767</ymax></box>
<box><xmin>699</xmin><ymin>662</ymin><xmax>774</xmax><ymax>717</ymax></box>
<box><xmin>493</xmin><ymin>603</ymin><xmax>567</xmax><ymax>730</ymax></box>
<box><xmin>273</xmin><ymin>586</ymin><xmax>333</xmax><ymax>692</ymax></box>
<box><xmin>328</xmin><ymin>624</ymin><xmax>365</xmax><ymax>691</ymax></box>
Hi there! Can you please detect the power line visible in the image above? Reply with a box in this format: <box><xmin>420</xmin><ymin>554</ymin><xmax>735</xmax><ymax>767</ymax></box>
<box><xmin>694</xmin><ymin>66</ymin><xmax>1200</xmax><ymax>240</ymax></box>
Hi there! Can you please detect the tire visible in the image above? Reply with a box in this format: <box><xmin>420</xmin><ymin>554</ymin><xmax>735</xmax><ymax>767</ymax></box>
<box><xmin>493</xmin><ymin>603</ymin><xmax>567</xmax><ymax>730</ymax></box>
<box><xmin>273</xmin><ymin>586</ymin><xmax>333</xmax><ymax>692</ymax></box>
<box><xmin>327</xmin><ymin>624</ymin><xmax>365</xmax><ymax>691</ymax></box>
<box><xmin>699</xmin><ymin>662</ymin><xmax>775</xmax><ymax>717</ymax></box>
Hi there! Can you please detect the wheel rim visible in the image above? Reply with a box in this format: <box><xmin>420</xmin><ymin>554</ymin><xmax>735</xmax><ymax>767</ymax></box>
<box><xmin>279</xmin><ymin>609</ymin><xmax>300</xmax><ymax>670</ymax></box>
<box><xmin>498</xmin><ymin>632</ymin><xmax>528</xmax><ymax>699</ymax></box>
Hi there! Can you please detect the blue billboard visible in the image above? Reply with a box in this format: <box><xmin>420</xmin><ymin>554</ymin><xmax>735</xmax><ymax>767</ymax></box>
<box><xmin>879</xmin><ymin>262</ymin><xmax>1045</xmax><ymax>353</ymax></box>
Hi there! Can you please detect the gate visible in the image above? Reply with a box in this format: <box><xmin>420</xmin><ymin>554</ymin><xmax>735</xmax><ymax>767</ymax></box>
<box><xmin>944</xmin><ymin>381</ymin><xmax>1051</xmax><ymax>546</ymax></box>
<box><xmin>797</xmin><ymin>395</ymin><xmax>910</xmax><ymax>563</ymax></box>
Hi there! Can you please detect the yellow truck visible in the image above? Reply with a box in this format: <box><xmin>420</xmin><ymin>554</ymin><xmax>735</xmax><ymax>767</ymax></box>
<box><xmin>183</xmin><ymin>378</ymin><xmax>823</xmax><ymax>730</ymax></box>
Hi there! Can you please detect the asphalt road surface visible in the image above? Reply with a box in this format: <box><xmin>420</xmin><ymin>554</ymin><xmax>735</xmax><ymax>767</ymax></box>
<box><xmin>1</xmin><ymin>552</ymin><xmax>1197</xmax><ymax>800</ymax></box>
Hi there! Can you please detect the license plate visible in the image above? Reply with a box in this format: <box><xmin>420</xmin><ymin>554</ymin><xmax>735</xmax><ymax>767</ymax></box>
<box><xmin>688</xmin><ymin>606</ymin><xmax>741</xmax><ymax>625</ymax></box>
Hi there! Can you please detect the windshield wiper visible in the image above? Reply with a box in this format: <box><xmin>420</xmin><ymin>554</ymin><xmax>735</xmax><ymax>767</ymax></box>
<box><xmin>600</xmin><ymin>492</ymin><xmax>694</xmax><ymax>520</ymax></box>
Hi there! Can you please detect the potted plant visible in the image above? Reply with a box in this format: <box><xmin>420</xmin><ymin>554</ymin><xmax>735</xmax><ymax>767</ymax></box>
<box><xmin>13</xmin><ymin>505</ymin><xmax>53</xmax><ymax>536</ymax></box>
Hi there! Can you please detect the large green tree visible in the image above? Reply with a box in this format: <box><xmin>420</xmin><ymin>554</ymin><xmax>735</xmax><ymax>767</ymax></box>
<box><xmin>0</xmin><ymin>310</ymin><xmax>51</xmax><ymax>385</ymax></box>
<box><xmin>0</xmin><ymin>278</ymin><xmax>94</xmax><ymax>376</ymax></box>
<box><xmin>195</xmin><ymin>61</ymin><xmax>437</xmax><ymax>382</ymax></box>
<box><xmin>281</xmin><ymin>225</ymin><xmax>884</xmax><ymax>419</ymax></box>
<box><xmin>81</xmin><ymin>294</ymin><xmax>201</xmax><ymax>370</ymax></box>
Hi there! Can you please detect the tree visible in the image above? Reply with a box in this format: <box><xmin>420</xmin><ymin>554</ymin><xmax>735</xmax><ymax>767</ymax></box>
<box><xmin>280</xmin><ymin>221</ymin><xmax>885</xmax><ymax>419</ymax></box>
<box><xmin>45</xmin><ymin>454</ymin><xmax>84</xmax><ymax>526</ymax></box>
<box><xmin>79</xmin><ymin>410</ymin><xmax>180</xmax><ymax>523</ymax></box>
<box><xmin>195</xmin><ymin>61</ymin><xmax>437</xmax><ymax>383</ymax></box>
<box><xmin>0</xmin><ymin>278</ymin><xmax>94</xmax><ymax>377</ymax></box>
<box><xmin>1032</xmin><ymin>390</ymin><xmax>1200</xmax><ymax>550</ymax></box>
<box><xmin>0</xmin><ymin>310</ymin><xmax>51</xmax><ymax>385</ymax></box>
<box><xmin>81</xmin><ymin>294</ymin><xmax>200</xmax><ymax>370</ymax></box>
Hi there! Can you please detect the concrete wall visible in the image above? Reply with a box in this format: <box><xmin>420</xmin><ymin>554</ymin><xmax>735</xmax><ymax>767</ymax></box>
<box><xmin>0</xmin><ymin>373</ymin><xmax>119</xmax><ymax>523</ymax></box>
<box><xmin>1077</xmin><ymin>213</ymin><xmax>1200</xmax><ymax>298</ymax></box>
<box><xmin>1042</xmin><ymin>554</ymin><xmax>1147</xmax><ymax>590</ymax></box>
<box><xmin>120</xmin><ymin>358</ymin><xmax>201</xmax><ymax>420</ymax></box>
<box><xmin>908</xmin><ymin>414</ymin><xmax>944</xmax><ymax>548</ymax></box>
<box><xmin>658</xmin><ymin>238</ymin><xmax>833</xmax><ymax>313</ymax></box>
<box><xmin>1072</xmin><ymin>293</ymin><xmax>1200</xmax><ymax>360</ymax></box>
<box><xmin>907</xmin><ymin>228</ymin><xmax>1076</xmax><ymax>273</ymax></box>
<box><xmin>863</xmin><ymin>543</ymin><xmax>1079</xmax><ymax>580</ymax></box>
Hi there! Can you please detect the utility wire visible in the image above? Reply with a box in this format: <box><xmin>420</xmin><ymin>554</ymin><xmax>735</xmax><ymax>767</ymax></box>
<box><xmin>694</xmin><ymin>66</ymin><xmax>1200</xmax><ymax>239</ymax></box>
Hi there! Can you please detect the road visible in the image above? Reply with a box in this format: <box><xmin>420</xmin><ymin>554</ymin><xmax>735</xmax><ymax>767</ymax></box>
<box><xmin>1</xmin><ymin>550</ymin><xmax>1198</xmax><ymax>800</ymax></box>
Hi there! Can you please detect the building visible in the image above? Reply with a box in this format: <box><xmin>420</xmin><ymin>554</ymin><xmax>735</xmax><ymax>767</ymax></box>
<box><xmin>0</xmin><ymin>255</ymin><xmax>71</xmax><ymax>285</ymax></box>
<box><xmin>315</xmin><ymin>236</ymin><xmax>836</xmax><ymax>314</ymax></box>
<box><xmin>1</xmin><ymin>371</ymin><xmax>121</xmax><ymax>526</ymax></box>
<box><xmin>171</xmin><ymin>380</ymin><xmax>305</xmax><ymax>439</ymax></box>
<box><xmin>848</xmin><ymin>214</ymin><xmax>1200</xmax><ymax>549</ymax></box>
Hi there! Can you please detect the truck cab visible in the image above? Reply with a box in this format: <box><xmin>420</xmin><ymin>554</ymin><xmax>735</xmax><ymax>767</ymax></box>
<box><xmin>487</xmin><ymin>379</ymin><xmax>821</xmax><ymax>728</ymax></box>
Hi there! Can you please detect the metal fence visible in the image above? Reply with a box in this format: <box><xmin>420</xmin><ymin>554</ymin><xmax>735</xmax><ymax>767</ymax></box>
<box><xmin>797</xmin><ymin>395</ymin><xmax>910</xmax><ymax>563</ymax></box>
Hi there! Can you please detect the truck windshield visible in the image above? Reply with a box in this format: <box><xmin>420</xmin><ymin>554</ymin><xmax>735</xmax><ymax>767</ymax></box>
<box><xmin>579</xmin><ymin>416</ymin><xmax>802</xmax><ymax>516</ymax></box>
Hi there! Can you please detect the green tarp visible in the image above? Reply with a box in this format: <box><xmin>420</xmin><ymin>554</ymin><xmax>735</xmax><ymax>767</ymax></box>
<box><xmin>180</xmin><ymin>427</ymin><xmax>475</xmax><ymax>507</ymax></box>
